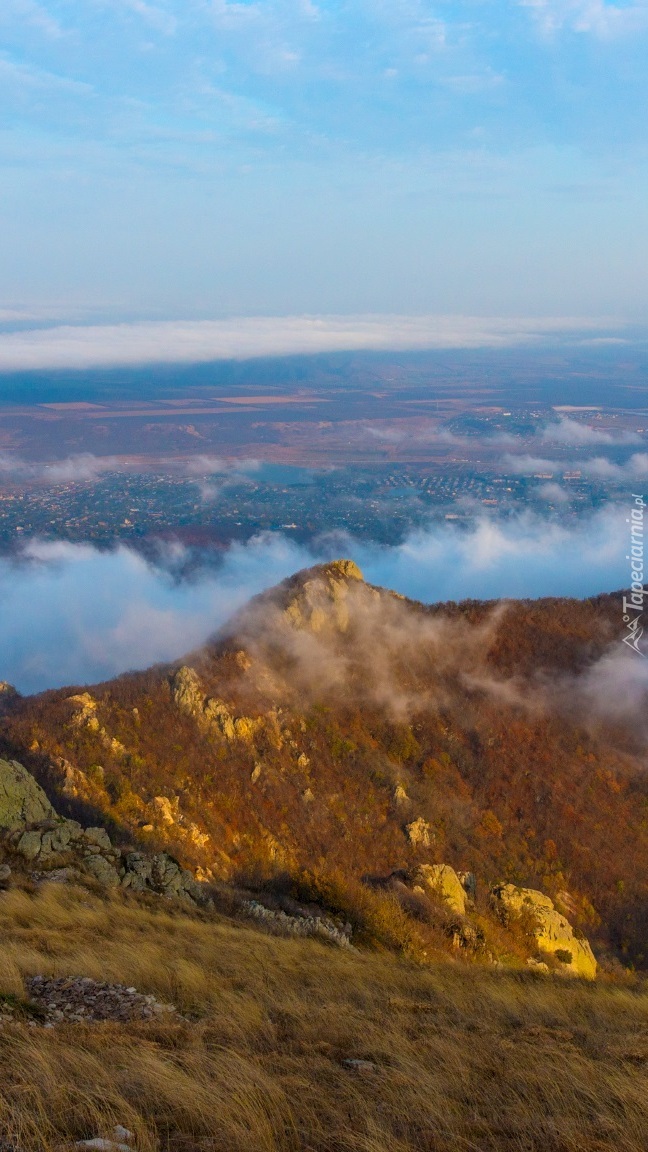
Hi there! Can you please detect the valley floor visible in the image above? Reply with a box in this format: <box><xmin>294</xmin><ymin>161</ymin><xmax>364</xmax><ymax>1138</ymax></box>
<box><xmin>1</xmin><ymin>883</ymin><xmax>647</xmax><ymax>1152</ymax></box>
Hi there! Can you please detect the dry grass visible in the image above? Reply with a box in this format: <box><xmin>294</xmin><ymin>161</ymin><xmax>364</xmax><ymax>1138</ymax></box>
<box><xmin>1</xmin><ymin>882</ymin><xmax>648</xmax><ymax>1152</ymax></box>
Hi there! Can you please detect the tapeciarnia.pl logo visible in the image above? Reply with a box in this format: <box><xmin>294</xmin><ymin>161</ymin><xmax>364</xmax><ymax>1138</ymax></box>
<box><xmin>622</xmin><ymin>493</ymin><xmax>646</xmax><ymax>657</ymax></box>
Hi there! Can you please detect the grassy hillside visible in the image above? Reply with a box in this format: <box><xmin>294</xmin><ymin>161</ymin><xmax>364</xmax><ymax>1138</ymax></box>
<box><xmin>1</xmin><ymin>879</ymin><xmax>647</xmax><ymax>1152</ymax></box>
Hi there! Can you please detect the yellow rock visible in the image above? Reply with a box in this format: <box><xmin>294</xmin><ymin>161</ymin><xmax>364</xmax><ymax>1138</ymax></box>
<box><xmin>405</xmin><ymin>816</ymin><xmax>433</xmax><ymax>848</ymax></box>
<box><xmin>283</xmin><ymin>560</ymin><xmax>366</xmax><ymax>634</ymax></box>
<box><xmin>412</xmin><ymin>864</ymin><xmax>467</xmax><ymax>915</ymax></box>
<box><xmin>172</xmin><ymin>667</ymin><xmax>262</xmax><ymax>743</ymax></box>
<box><xmin>493</xmin><ymin>883</ymin><xmax>597</xmax><ymax>979</ymax></box>
<box><xmin>152</xmin><ymin>795</ymin><xmax>178</xmax><ymax>825</ymax></box>
<box><xmin>393</xmin><ymin>784</ymin><xmax>409</xmax><ymax>806</ymax></box>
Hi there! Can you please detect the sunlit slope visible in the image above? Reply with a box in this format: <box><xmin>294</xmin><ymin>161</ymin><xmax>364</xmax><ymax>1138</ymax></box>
<box><xmin>2</xmin><ymin>561</ymin><xmax>646</xmax><ymax>965</ymax></box>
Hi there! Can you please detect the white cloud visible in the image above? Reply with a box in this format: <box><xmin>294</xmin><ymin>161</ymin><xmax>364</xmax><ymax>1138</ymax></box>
<box><xmin>522</xmin><ymin>0</ymin><xmax>648</xmax><ymax>39</ymax></box>
<box><xmin>0</xmin><ymin>507</ymin><xmax>630</xmax><ymax>693</ymax></box>
<box><xmin>536</xmin><ymin>481</ymin><xmax>570</xmax><ymax>502</ymax></box>
<box><xmin>0</xmin><ymin>0</ymin><xmax>65</xmax><ymax>40</ymax></box>
<box><xmin>540</xmin><ymin>415</ymin><xmax>642</xmax><ymax>446</ymax></box>
<box><xmin>502</xmin><ymin>451</ymin><xmax>648</xmax><ymax>480</ymax></box>
<box><xmin>579</xmin><ymin>452</ymin><xmax>648</xmax><ymax>479</ymax></box>
<box><xmin>118</xmin><ymin>0</ymin><xmax>178</xmax><ymax>36</ymax></box>
<box><xmin>0</xmin><ymin>55</ymin><xmax>93</xmax><ymax>97</ymax></box>
<box><xmin>577</xmin><ymin>646</ymin><xmax>648</xmax><ymax>719</ymax></box>
<box><xmin>0</xmin><ymin>314</ymin><xmax>613</xmax><ymax>371</ymax></box>
<box><xmin>0</xmin><ymin>452</ymin><xmax>123</xmax><ymax>482</ymax></box>
<box><xmin>501</xmin><ymin>454</ymin><xmax>558</xmax><ymax>474</ymax></box>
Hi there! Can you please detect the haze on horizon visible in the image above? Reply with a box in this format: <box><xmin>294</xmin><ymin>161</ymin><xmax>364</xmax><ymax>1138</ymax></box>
<box><xmin>1</xmin><ymin>0</ymin><xmax>648</xmax><ymax>341</ymax></box>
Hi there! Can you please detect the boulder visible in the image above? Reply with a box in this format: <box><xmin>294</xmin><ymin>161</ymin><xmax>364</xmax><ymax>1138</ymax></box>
<box><xmin>492</xmin><ymin>883</ymin><xmax>597</xmax><ymax>980</ymax></box>
<box><xmin>48</xmin><ymin>821</ymin><xmax>82</xmax><ymax>853</ymax></box>
<box><xmin>16</xmin><ymin>829</ymin><xmax>44</xmax><ymax>860</ymax></box>
<box><xmin>82</xmin><ymin>827</ymin><xmax>114</xmax><ymax>853</ymax></box>
<box><xmin>0</xmin><ymin>758</ymin><xmax>57</xmax><ymax>830</ymax></box>
<box><xmin>121</xmin><ymin>851</ymin><xmax>153</xmax><ymax>891</ymax></box>
<box><xmin>412</xmin><ymin>864</ymin><xmax>467</xmax><ymax>915</ymax></box>
<box><xmin>84</xmin><ymin>854</ymin><xmax>120</xmax><ymax>887</ymax></box>
<box><xmin>121</xmin><ymin>850</ymin><xmax>204</xmax><ymax>902</ymax></box>
<box><xmin>170</xmin><ymin>666</ymin><xmax>205</xmax><ymax>717</ymax></box>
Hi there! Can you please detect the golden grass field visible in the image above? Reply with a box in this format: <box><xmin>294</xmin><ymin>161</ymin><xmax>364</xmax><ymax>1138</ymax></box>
<box><xmin>1</xmin><ymin>882</ymin><xmax>647</xmax><ymax>1152</ymax></box>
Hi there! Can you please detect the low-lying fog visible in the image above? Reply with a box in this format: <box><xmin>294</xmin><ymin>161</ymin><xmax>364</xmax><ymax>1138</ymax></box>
<box><xmin>0</xmin><ymin>506</ymin><xmax>633</xmax><ymax>694</ymax></box>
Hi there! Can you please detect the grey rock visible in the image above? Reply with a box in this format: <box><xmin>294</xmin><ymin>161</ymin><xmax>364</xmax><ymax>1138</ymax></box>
<box><xmin>50</xmin><ymin>822</ymin><xmax>76</xmax><ymax>852</ymax></box>
<box><xmin>243</xmin><ymin>900</ymin><xmax>352</xmax><ymax>947</ymax></box>
<box><xmin>0</xmin><ymin>863</ymin><xmax>11</xmax><ymax>885</ymax></box>
<box><xmin>0</xmin><ymin>758</ymin><xmax>56</xmax><ymax>830</ymax></box>
<box><xmin>16</xmin><ymin>829</ymin><xmax>44</xmax><ymax>860</ymax></box>
<box><xmin>76</xmin><ymin>1140</ymin><xmax>131</xmax><ymax>1152</ymax></box>
<box><xmin>121</xmin><ymin>851</ymin><xmax>152</xmax><ymax>891</ymax></box>
<box><xmin>118</xmin><ymin>849</ymin><xmax>207</xmax><ymax>904</ymax></box>
<box><xmin>39</xmin><ymin>830</ymin><xmax>56</xmax><ymax>857</ymax></box>
<box><xmin>32</xmin><ymin>867</ymin><xmax>79</xmax><ymax>885</ymax></box>
<box><xmin>26</xmin><ymin>974</ymin><xmax>177</xmax><ymax>1025</ymax></box>
<box><xmin>82</xmin><ymin>827</ymin><xmax>113</xmax><ymax>852</ymax></box>
<box><xmin>113</xmin><ymin>1128</ymin><xmax>134</xmax><ymax>1145</ymax></box>
<box><xmin>83</xmin><ymin>854</ymin><xmax>120</xmax><ymax>887</ymax></box>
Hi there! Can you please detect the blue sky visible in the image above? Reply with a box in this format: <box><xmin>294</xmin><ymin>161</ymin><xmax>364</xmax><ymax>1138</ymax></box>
<box><xmin>1</xmin><ymin>1</ymin><xmax>647</xmax><ymax>328</ymax></box>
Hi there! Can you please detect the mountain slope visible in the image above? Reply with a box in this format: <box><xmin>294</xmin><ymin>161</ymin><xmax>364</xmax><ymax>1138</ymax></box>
<box><xmin>1</xmin><ymin>560</ymin><xmax>646</xmax><ymax>966</ymax></box>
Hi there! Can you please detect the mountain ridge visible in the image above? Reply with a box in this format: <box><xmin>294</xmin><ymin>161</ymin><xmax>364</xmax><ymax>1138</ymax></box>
<box><xmin>1</xmin><ymin>562</ymin><xmax>646</xmax><ymax>968</ymax></box>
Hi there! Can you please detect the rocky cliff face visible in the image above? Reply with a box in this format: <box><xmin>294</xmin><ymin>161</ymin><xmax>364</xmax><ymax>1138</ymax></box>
<box><xmin>0</xmin><ymin>757</ymin><xmax>56</xmax><ymax>828</ymax></box>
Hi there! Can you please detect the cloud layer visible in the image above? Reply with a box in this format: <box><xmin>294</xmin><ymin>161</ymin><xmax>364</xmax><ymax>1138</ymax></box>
<box><xmin>540</xmin><ymin>416</ymin><xmax>642</xmax><ymax>446</ymax></box>
<box><xmin>0</xmin><ymin>452</ymin><xmax>124</xmax><ymax>482</ymax></box>
<box><xmin>0</xmin><ymin>314</ymin><xmax>615</xmax><ymax>372</ymax></box>
<box><xmin>0</xmin><ymin>505</ymin><xmax>633</xmax><ymax>694</ymax></box>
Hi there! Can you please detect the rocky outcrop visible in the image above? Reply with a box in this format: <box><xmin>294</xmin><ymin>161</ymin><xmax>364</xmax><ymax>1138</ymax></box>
<box><xmin>457</xmin><ymin>871</ymin><xmax>477</xmax><ymax>901</ymax></box>
<box><xmin>120</xmin><ymin>850</ymin><xmax>204</xmax><ymax>902</ymax></box>
<box><xmin>411</xmin><ymin>864</ymin><xmax>467</xmax><ymax>915</ymax></box>
<box><xmin>0</xmin><ymin>758</ymin><xmax>57</xmax><ymax>829</ymax></box>
<box><xmin>0</xmin><ymin>758</ymin><xmax>210</xmax><ymax>906</ymax></box>
<box><xmin>67</xmin><ymin>693</ymin><xmax>126</xmax><ymax>756</ymax></box>
<box><xmin>243</xmin><ymin>900</ymin><xmax>353</xmax><ymax>947</ymax></box>
<box><xmin>281</xmin><ymin>560</ymin><xmax>366</xmax><ymax>635</ymax></box>
<box><xmin>3</xmin><ymin>815</ymin><xmax>209</xmax><ymax>904</ymax></box>
<box><xmin>492</xmin><ymin>883</ymin><xmax>597</xmax><ymax>979</ymax></box>
<box><xmin>171</xmin><ymin>666</ymin><xmax>263</xmax><ymax>743</ymax></box>
<box><xmin>228</xmin><ymin>559</ymin><xmax>373</xmax><ymax>646</ymax></box>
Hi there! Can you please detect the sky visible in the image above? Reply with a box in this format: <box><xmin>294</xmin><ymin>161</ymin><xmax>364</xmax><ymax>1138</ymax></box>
<box><xmin>1</xmin><ymin>0</ymin><xmax>648</xmax><ymax>338</ymax></box>
<box><xmin>0</xmin><ymin>506</ymin><xmax>637</xmax><ymax>693</ymax></box>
